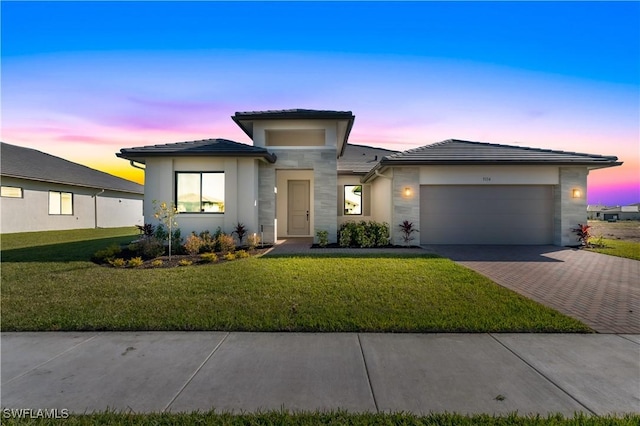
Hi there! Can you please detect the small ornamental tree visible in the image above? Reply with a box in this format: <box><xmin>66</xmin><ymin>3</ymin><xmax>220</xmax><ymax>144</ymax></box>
<box><xmin>153</xmin><ymin>200</ymin><xmax>179</xmax><ymax>260</ymax></box>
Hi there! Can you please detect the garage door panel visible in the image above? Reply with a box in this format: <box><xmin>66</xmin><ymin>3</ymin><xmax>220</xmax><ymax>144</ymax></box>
<box><xmin>420</xmin><ymin>185</ymin><xmax>553</xmax><ymax>245</ymax></box>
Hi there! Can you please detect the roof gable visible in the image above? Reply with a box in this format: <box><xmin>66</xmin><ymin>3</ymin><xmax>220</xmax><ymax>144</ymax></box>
<box><xmin>117</xmin><ymin>138</ymin><xmax>277</xmax><ymax>163</ymax></box>
<box><xmin>1</xmin><ymin>142</ymin><xmax>143</xmax><ymax>194</ymax></box>
<box><xmin>338</xmin><ymin>143</ymin><xmax>399</xmax><ymax>174</ymax></box>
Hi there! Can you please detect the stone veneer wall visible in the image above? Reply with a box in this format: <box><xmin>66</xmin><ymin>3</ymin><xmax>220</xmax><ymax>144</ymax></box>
<box><xmin>258</xmin><ymin>149</ymin><xmax>338</xmax><ymax>244</ymax></box>
<box><xmin>554</xmin><ymin>167</ymin><xmax>588</xmax><ymax>246</ymax></box>
<box><xmin>258</xmin><ymin>163</ymin><xmax>277</xmax><ymax>244</ymax></box>
<box><xmin>391</xmin><ymin>167</ymin><xmax>421</xmax><ymax>246</ymax></box>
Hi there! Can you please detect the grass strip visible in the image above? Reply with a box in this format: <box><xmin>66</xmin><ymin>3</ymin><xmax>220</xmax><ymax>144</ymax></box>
<box><xmin>587</xmin><ymin>238</ymin><xmax>640</xmax><ymax>261</ymax></box>
<box><xmin>1</xmin><ymin>410</ymin><xmax>638</xmax><ymax>425</ymax></box>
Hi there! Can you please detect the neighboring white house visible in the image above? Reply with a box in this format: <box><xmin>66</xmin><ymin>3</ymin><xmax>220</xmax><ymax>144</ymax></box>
<box><xmin>117</xmin><ymin>109</ymin><xmax>622</xmax><ymax>246</ymax></box>
<box><xmin>1</xmin><ymin>142</ymin><xmax>144</xmax><ymax>233</ymax></box>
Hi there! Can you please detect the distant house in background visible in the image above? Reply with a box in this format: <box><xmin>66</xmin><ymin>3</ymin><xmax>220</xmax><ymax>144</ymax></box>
<box><xmin>599</xmin><ymin>204</ymin><xmax>640</xmax><ymax>222</ymax></box>
<box><xmin>587</xmin><ymin>204</ymin><xmax>608</xmax><ymax>220</ymax></box>
<box><xmin>1</xmin><ymin>142</ymin><xmax>143</xmax><ymax>234</ymax></box>
<box><xmin>588</xmin><ymin>203</ymin><xmax>640</xmax><ymax>221</ymax></box>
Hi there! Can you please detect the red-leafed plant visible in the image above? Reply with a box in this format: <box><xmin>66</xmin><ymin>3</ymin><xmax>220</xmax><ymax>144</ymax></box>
<box><xmin>399</xmin><ymin>220</ymin><xmax>419</xmax><ymax>246</ymax></box>
<box><xmin>572</xmin><ymin>223</ymin><xmax>591</xmax><ymax>247</ymax></box>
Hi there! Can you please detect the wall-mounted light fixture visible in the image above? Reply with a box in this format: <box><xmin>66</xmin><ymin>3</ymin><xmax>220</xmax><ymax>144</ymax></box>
<box><xmin>572</xmin><ymin>188</ymin><xmax>581</xmax><ymax>198</ymax></box>
<box><xmin>404</xmin><ymin>187</ymin><xmax>412</xmax><ymax>198</ymax></box>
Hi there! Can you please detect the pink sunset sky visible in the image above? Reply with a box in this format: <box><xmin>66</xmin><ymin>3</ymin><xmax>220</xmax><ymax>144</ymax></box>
<box><xmin>2</xmin><ymin>2</ymin><xmax>638</xmax><ymax>206</ymax></box>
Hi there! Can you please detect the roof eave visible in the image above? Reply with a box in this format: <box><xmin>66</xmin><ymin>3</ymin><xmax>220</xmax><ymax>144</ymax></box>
<box><xmin>0</xmin><ymin>172</ymin><xmax>143</xmax><ymax>195</ymax></box>
<box><xmin>117</xmin><ymin>150</ymin><xmax>277</xmax><ymax>164</ymax></box>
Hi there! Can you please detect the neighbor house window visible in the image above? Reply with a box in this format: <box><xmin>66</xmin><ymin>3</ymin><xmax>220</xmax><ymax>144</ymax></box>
<box><xmin>1</xmin><ymin>186</ymin><xmax>23</xmax><ymax>198</ymax></box>
<box><xmin>344</xmin><ymin>185</ymin><xmax>362</xmax><ymax>215</ymax></box>
<box><xmin>49</xmin><ymin>191</ymin><xmax>73</xmax><ymax>215</ymax></box>
<box><xmin>176</xmin><ymin>172</ymin><xmax>225</xmax><ymax>213</ymax></box>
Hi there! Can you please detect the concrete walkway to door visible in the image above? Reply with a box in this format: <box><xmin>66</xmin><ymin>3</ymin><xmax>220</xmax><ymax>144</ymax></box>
<box><xmin>423</xmin><ymin>245</ymin><xmax>640</xmax><ymax>334</ymax></box>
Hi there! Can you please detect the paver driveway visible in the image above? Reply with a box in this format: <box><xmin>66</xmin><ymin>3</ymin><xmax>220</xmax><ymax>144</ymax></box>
<box><xmin>424</xmin><ymin>245</ymin><xmax>640</xmax><ymax>334</ymax></box>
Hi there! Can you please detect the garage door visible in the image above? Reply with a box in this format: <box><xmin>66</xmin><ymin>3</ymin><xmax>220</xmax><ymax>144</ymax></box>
<box><xmin>420</xmin><ymin>185</ymin><xmax>553</xmax><ymax>245</ymax></box>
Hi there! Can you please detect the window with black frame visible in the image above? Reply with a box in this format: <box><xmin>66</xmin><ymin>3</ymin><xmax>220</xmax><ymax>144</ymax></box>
<box><xmin>344</xmin><ymin>185</ymin><xmax>362</xmax><ymax>215</ymax></box>
<box><xmin>176</xmin><ymin>172</ymin><xmax>225</xmax><ymax>213</ymax></box>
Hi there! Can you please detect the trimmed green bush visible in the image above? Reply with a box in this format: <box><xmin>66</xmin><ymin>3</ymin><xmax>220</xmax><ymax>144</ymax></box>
<box><xmin>91</xmin><ymin>244</ymin><xmax>122</xmax><ymax>263</ymax></box>
<box><xmin>338</xmin><ymin>221</ymin><xmax>390</xmax><ymax>248</ymax></box>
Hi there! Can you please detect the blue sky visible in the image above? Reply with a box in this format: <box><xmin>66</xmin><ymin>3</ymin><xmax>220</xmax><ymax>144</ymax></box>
<box><xmin>2</xmin><ymin>1</ymin><xmax>639</xmax><ymax>205</ymax></box>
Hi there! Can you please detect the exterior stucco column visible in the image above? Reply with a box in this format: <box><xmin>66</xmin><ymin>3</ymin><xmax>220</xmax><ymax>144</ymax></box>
<box><xmin>258</xmin><ymin>163</ymin><xmax>277</xmax><ymax>244</ymax></box>
<box><xmin>554</xmin><ymin>167</ymin><xmax>588</xmax><ymax>246</ymax></box>
<box><xmin>391</xmin><ymin>167</ymin><xmax>420</xmax><ymax>245</ymax></box>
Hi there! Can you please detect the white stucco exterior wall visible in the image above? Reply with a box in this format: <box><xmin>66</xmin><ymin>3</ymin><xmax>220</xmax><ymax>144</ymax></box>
<box><xmin>420</xmin><ymin>165</ymin><xmax>559</xmax><ymax>185</ymax></box>
<box><xmin>142</xmin><ymin>157</ymin><xmax>261</xmax><ymax>238</ymax></box>
<box><xmin>0</xmin><ymin>177</ymin><xmax>142</xmax><ymax>233</ymax></box>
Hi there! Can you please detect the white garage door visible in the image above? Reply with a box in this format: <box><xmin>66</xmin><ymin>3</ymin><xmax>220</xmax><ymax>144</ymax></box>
<box><xmin>420</xmin><ymin>185</ymin><xmax>554</xmax><ymax>245</ymax></box>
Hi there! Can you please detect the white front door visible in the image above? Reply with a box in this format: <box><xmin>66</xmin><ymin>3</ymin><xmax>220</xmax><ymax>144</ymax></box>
<box><xmin>288</xmin><ymin>180</ymin><xmax>310</xmax><ymax>235</ymax></box>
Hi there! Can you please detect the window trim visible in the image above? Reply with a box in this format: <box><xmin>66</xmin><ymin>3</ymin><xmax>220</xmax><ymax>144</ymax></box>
<box><xmin>344</xmin><ymin>184</ymin><xmax>363</xmax><ymax>216</ymax></box>
<box><xmin>175</xmin><ymin>171</ymin><xmax>225</xmax><ymax>214</ymax></box>
<box><xmin>48</xmin><ymin>191</ymin><xmax>74</xmax><ymax>215</ymax></box>
<box><xmin>1</xmin><ymin>186</ymin><xmax>23</xmax><ymax>198</ymax></box>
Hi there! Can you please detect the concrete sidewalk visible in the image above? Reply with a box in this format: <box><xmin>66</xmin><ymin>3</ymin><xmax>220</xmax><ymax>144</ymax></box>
<box><xmin>2</xmin><ymin>332</ymin><xmax>639</xmax><ymax>415</ymax></box>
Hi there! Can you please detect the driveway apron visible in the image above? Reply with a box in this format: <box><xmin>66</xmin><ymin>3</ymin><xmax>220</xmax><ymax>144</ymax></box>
<box><xmin>424</xmin><ymin>245</ymin><xmax>640</xmax><ymax>334</ymax></box>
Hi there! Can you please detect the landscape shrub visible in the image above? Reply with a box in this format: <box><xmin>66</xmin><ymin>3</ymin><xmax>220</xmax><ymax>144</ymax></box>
<box><xmin>199</xmin><ymin>230</ymin><xmax>217</xmax><ymax>253</ymax></box>
<box><xmin>128</xmin><ymin>237</ymin><xmax>165</xmax><ymax>260</ymax></box>
<box><xmin>218</xmin><ymin>234</ymin><xmax>236</xmax><ymax>253</ymax></box>
<box><xmin>135</xmin><ymin>223</ymin><xmax>155</xmax><ymax>238</ymax></box>
<box><xmin>398</xmin><ymin>220</ymin><xmax>419</xmax><ymax>246</ymax></box>
<box><xmin>223</xmin><ymin>252</ymin><xmax>236</xmax><ymax>261</ymax></box>
<box><xmin>127</xmin><ymin>257</ymin><xmax>144</xmax><ymax>267</ymax></box>
<box><xmin>178</xmin><ymin>259</ymin><xmax>192</xmax><ymax>267</ymax></box>
<box><xmin>151</xmin><ymin>259</ymin><xmax>163</xmax><ymax>267</ymax></box>
<box><xmin>233</xmin><ymin>222</ymin><xmax>247</xmax><ymax>245</ymax></box>
<box><xmin>154</xmin><ymin>224</ymin><xmax>168</xmax><ymax>241</ymax></box>
<box><xmin>247</xmin><ymin>233</ymin><xmax>260</xmax><ymax>250</ymax></box>
<box><xmin>338</xmin><ymin>221</ymin><xmax>390</xmax><ymax>248</ymax></box>
<box><xmin>200</xmin><ymin>252</ymin><xmax>218</xmax><ymax>263</ymax></box>
<box><xmin>92</xmin><ymin>244</ymin><xmax>122</xmax><ymax>263</ymax></box>
<box><xmin>171</xmin><ymin>228</ymin><xmax>184</xmax><ymax>254</ymax></box>
<box><xmin>316</xmin><ymin>230</ymin><xmax>329</xmax><ymax>247</ymax></box>
<box><xmin>109</xmin><ymin>258</ymin><xmax>126</xmax><ymax>268</ymax></box>
<box><xmin>235</xmin><ymin>249</ymin><xmax>249</xmax><ymax>259</ymax></box>
<box><xmin>184</xmin><ymin>233</ymin><xmax>203</xmax><ymax>255</ymax></box>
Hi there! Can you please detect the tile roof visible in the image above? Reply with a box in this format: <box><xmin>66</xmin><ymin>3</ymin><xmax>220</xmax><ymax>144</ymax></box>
<box><xmin>380</xmin><ymin>139</ymin><xmax>621</xmax><ymax>165</ymax></box>
<box><xmin>363</xmin><ymin>139</ymin><xmax>621</xmax><ymax>182</ymax></box>
<box><xmin>233</xmin><ymin>109</ymin><xmax>354</xmax><ymax>120</ymax></box>
<box><xmin>117</xmin><ymin>138</ymin><xmax>277</xmax><ymax>163</ymax></box>
<box><xmin>338</xmin><ymin>144</ymin><xmax>399</xmax><ymax>174</ymax></box>
<box><xmin>1</xmin><ymin>142</ymin><xmax>143</xmax><ymax>194</ymax></box>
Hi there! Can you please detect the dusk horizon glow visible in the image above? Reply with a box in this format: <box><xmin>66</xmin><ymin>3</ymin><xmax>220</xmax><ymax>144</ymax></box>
<box><xmin>2</xmin><ymin>1</ymin><xmax>638</xmax><ymax>206</ymax></box>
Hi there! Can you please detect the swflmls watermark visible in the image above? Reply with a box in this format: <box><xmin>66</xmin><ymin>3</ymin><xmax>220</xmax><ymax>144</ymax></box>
<box><xmin>2</xmin><ymin>408</ymin><xmax>69</xmax><ymax>419</ymax></box>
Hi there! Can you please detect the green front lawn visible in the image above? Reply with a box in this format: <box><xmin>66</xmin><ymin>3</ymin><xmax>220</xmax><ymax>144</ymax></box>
<box><xmin>587</xmin><ymin>238</ymin><xmax>640</xmax><ymax>261</ymax></box>
<box><xmin>1</xmin><ymin>228</ymin><xmax>590</xmax><ymax>332</ymax></box>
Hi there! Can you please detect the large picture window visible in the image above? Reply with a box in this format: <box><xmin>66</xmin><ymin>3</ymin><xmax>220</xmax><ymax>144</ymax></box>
<box><xmin>49</xmin><ymin>191</ymin><xmax>73</xmax><ymax>215</ymax></box>
<box><xmin>344</xmin><ymin>185</ymin><xmax>362</xmax><ymax>215</ymax></box>
<box><xmin>176</xmin><ymin>172</ymin><xmax>225</xmax><ymax>213</ymax></box>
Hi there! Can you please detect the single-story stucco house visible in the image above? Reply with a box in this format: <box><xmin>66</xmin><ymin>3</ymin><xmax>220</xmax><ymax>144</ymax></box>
<box><xmin>1</xmin><ymin>142</ymin><xmax>144</xmax><ymax>233</ymax></box>
<box><xmin>589</xmin><ymin>204</ymin><xmax>640</xmax><ymax>221</ymax></box>
<box><xmin>117</xmin><ymin>109</ymin><xmax>621</xmax><ymax>246</ymax></box>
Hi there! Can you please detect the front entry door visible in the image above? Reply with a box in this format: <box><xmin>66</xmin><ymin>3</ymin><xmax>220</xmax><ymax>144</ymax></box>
<box><xmin>288</xmin><ymin>180</ymin><xmax>310</xmax><ymax>235</ymax></box>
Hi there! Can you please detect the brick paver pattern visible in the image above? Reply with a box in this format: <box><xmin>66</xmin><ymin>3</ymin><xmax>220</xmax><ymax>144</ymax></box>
<box><xmin>425</xmin><ymin>245</ymin><xmax>640</xmax><ymax>334</ymax></box>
